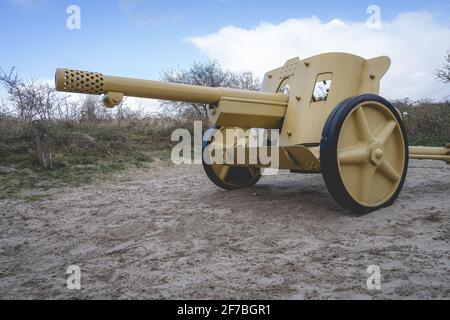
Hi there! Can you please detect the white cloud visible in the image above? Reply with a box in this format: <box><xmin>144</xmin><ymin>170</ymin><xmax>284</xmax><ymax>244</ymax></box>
<box><xmin>187</xmin><ymin>12</ymin><xmax>450</xmax><ymax>100</ymax></box>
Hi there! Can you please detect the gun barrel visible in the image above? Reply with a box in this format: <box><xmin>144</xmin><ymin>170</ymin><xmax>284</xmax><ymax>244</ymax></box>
<box><xmin>55</xmin><ymin>68</ymin><xmax>288</xmax><ymax>105</ymax></box>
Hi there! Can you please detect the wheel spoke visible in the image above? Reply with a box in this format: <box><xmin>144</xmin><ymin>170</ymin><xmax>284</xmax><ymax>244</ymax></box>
<box><xmin>378</xmin><ymin>160</ymin><xmax>401</xmax><ymax>182</ymax></box>
<box><xmin>219</xmin><ymin>166</ymin><xmax>231</xmax><ymax>181</ymax></box>
<box><xmin>338</xmin><ymin>145</ymin><xmax>369</xmax><ymax>165</ymax></box>
<box><xmin>360</xmin><ymin>165</ymin><xmax>376</xmax><ymax>203</ymax></box>
<box><xmin>375</xmin><ymin>121</ymin><xmax>397</xmax><ymax>145</ymax></box>
<box><xmin>354</xmin><ymin>107</ymin><xmax>373</xmax><ymax>142</ymax></box>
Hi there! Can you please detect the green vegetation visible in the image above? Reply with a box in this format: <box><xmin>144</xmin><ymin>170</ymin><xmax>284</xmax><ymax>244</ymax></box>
<box><xmin>392</xmin><ymin>100</ymin><xmax>450</xmax><ymax>146</ymax></box>
<box><xmin>23</xmin><ymin>194</ymin><xmax>51</xmax><ymax>203</ymax></box>
<box><xmin>0</xmin><ymin>118</ymin><xmax>191</xmax><ymax>199</ymax></box>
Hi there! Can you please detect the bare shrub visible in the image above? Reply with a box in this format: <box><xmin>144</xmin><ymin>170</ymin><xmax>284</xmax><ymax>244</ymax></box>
<box><xmin>0</xmin><ymin>68</ymin><xmax>70</xmax><ymax>168</ymax></box>
<box><xmin>436</xmin><ymin>50</ymin><xmax>450</xmax><ymax>84</ymax></box>
<box><xmin>161</xmin><ymin>60</ymin><xmax>260</xmax><ymax>120</ymax></box>
<box><xmin>0</xmin><ymin>68</ymin><xmax>68</xmax><ymax>124</ymax></box>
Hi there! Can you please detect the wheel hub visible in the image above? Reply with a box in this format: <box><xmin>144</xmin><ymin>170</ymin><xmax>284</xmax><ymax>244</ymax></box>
<box><xmin>332</xmin><ymin>100</ymin><xmax>407</xmax><ymax>209</ymax></box>
<box><xmin>370</xmin><ymin>143</ymin><xmax>384</xmax><ymax>166</ymax></box>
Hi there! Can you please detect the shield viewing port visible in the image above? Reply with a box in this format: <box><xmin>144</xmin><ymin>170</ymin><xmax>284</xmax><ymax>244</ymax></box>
<box><xmin>312</xmin><ymin>73</ymin><xmax>333</xmax><ymax>103</ymax></box>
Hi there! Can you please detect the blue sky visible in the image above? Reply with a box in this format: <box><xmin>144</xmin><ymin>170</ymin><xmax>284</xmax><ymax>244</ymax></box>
<box><xmin>1</xmin><ymin>0</ymin><xmax>450</xmax><ymax>99</ymax></box>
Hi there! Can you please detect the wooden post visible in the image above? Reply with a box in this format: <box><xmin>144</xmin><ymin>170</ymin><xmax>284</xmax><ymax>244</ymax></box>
<box><xmin>34</xmin><ymin>121</ymin><xmax>53</xmax><ymax>169</ymax></box>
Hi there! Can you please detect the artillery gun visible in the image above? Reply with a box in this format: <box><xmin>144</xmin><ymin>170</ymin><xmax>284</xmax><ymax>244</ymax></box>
<box><xmin>55</xmin><ymin>52</ymin><xmax>449</xmax><ymax>213</ymax></box>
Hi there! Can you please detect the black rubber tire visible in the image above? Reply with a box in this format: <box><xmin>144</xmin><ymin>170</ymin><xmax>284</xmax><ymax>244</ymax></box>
<box><xmin>202</xmin><ymin>127</ymin><xmax>261</xmax><ymax>190</ymax></box>
<box><xmin>320</xmin><ymin>94</ymin><xmax>409</xmax><ymax>214</ymax></box>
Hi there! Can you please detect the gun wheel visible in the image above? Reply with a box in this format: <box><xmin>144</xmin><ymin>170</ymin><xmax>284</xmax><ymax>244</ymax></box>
<box><xmin>202</xmin><ymin>127</ymin><xmax>261</xmax><ymax>190</ymax></box>
<box><xmin>321</xmin><ymin>94</ymin><xmax>408</xmax><ymax>213</ymax></box>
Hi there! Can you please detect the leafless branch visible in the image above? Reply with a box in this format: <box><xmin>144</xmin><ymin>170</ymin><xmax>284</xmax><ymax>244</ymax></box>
<box><xmin>160</xmin><ymin>60</ymin><xmax>261</xmax><ymax>120</ymax></box>
<box><xmin>436</xmin><ymin>50</ymin><xmax>450</xmax><ymax>84</ymax></box>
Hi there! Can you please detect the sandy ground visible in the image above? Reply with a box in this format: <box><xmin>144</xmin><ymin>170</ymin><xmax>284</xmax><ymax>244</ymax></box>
<box><xmin>0</xmin><ymin>160</ymin><xmax>448</xmax><ymax>300</ymax></box>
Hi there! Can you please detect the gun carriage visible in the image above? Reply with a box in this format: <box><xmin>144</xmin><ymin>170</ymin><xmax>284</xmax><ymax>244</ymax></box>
<box><xmin>55</xmin><ymin>53</ymin><xmax>449</xmax><ymax>213</ymax></box>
